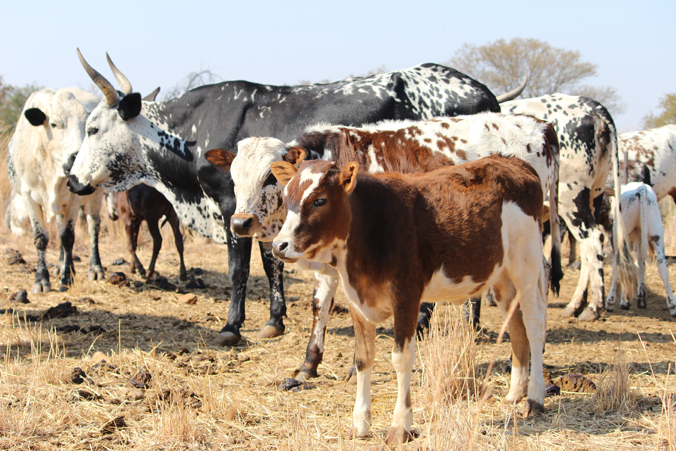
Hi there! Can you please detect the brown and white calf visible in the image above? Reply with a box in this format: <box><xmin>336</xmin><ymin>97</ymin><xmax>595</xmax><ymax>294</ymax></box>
<box><xmin>270</xmin><ymin>155</ymin><xmax>548</xmax><ymax>445</ymax></box>
<box><xmin>107</xmin><ymin>183</ymin><xmax>187</xmax><ymax>281</ymax></box>
<box><xmin>206</xmin><ymin>113</ymin><xmax>561</xmax><ymax>380</ymax></box>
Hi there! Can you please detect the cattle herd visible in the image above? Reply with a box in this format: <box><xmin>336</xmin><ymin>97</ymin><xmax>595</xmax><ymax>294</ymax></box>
<box><xmin>4</xmin><ymin>49</ymin><xmax>676</xmax><ymax>445</ymax></box>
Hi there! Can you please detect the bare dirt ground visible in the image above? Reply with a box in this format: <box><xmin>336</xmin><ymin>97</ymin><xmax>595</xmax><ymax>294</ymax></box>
<box><xmin>0</xmin><ymin>209</ymin><xmax>675</xmax><ymax>450</ymax></box>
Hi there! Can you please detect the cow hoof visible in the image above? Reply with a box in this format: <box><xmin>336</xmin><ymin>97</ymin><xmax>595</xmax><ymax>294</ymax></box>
<box><xmin>670</xmin><ymin>310</ymin><xmax>676</xmax><ymax>318</ymax></box>
<box><xmin>346</xmin><ymin>426</ymin><xmax>370</xmax><ymax>440</ymax></box>
<box><xmin>525</xmin><ymin>399</ymin><xmax>545</xmax><ymax>417</ymax></box>
<box><xmin>620</xmin><ymin>302</ymin><xmax>630</xmax><ymax>310</ymax></box>
<box><xmin>567</xmin><ymin>261</ymin><xmax>581</xmax><ymax>271</ymax></box>
<box><xmin>385</xmin><ymin>425</ymin><xmax>414</xmax><ymax>446</ymax></box>
<box><xmin>32</xmin><ymin>282</ymin><xmax>51</xmax><ymax>294</ymax></box>
<box><xmin>59</xmin><ymin>285</ymin><xmax>70</xmax><ymax>293</ymax></box>
<box><xmin>88</xmin><ymin>269</ymin><xmax>105</xmax><ymax>281</ymax></box>
<box><xmin>214</xmin><ymin>331</ymin><xmax>241</xmax><ymax>347</ymax></box>
<box><xmin>257</xmin><ymin>325</ymin><xmax>284</xmax><ymax>339</ymax></box>
<box><xmin>637</xmin><ymin>300</ymin><xmax>647</xmax><ymax>309</ymax></box>
<box><xmin>577</xmin><ymin>308</ymin><xmax>599</xmax><ymax>322</ymax></box>
<box><xmin>560</xmin><ymin>305</ymin><xmax>578</xmax><ymax>318</ymax></box>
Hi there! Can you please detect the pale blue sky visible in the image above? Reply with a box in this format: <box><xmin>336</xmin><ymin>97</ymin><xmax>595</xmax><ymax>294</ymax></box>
<box><xmin>1</xmin><ymin>0</ymin><xmax>674</xmax><ymax>131</ymax></box>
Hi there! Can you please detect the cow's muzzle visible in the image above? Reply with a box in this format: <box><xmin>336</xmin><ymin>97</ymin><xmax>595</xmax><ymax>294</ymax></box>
<box><xmin>272</xmin><ymin>239</ymin><xmax>299</xmax><ymax>263</ymax></box>
<box><xmin>67</xmin><ymin>174</ymin><xmax>96</xmax><ymax>196</ymax></box>
<box><xmin>231</xmin><ymin>214</ymin><xmax>261</xmax><ymax>237</ymax></box>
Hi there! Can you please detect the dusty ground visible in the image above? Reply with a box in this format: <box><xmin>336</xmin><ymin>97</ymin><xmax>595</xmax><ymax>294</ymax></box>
<box><xmin>0</xmin><ymin>212</ymin><xmax>675</xmax><ymax>450</ymax></box>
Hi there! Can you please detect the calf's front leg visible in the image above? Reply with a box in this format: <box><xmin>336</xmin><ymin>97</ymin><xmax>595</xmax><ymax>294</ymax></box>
<box><xmin>350</xmin><ymin>307</ymin><xmax>376</xmax><ymax>439</ymax></box>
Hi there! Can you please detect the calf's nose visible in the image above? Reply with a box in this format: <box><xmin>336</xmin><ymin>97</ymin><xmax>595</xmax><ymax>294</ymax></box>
<box><xmin>272</xmin><ymin>240</ymin><xmax>289</xmax><ymax>258</ymax></box>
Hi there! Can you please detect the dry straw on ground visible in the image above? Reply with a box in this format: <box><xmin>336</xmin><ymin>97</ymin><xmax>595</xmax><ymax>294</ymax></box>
<box><xmin>0</xmin><ymin>128</ymin><xmax>675</xmax><ymax>449</ymax></box>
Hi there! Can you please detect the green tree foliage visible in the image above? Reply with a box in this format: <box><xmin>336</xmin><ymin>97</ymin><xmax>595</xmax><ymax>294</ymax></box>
<box><xmin>448</xmin><ymin>38</ymin><xmax>625</xmax><ymax>115</ymax></box>
<box><xmin>0</xmin><ymin>75</ymin><xmax>43</xmax><ymax>130</ymax></box>
<box><xmin>643</xmin><ymin>94</ymin><xmax>676</xmax><ymax>129</ymax></box>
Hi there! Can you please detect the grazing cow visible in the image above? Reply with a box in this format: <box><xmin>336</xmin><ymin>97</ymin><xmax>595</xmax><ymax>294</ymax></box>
<box><xmin>205</xmin><ymin>112</ymin><xmax>561</xmax><ymax>379</ymax></box>
<box><xmin>271</xmin><ymin>155</ymin><xmax>548</xmax><ymax>445</ymax></box>
<box><xmin>107</xmin><ymin>184</ymin><xmax>187</xmax><ymax>281</ymax></box>
<box><xmin>604</xmin><ymin>183</ymin><xmax>676</xmax><ymax>316</ymax></box>
<box><xmin>7</xmin><ymin>87</ymin><xmax>105</xmax><ymax>292</ymax></box>
<box><xmin>67</xmin><ymin>50</ymin><xmax>525</xmax><ymax>345</ymax></box>
<box><xmin>619</xmin><ymin>124</ymin><xmax>676</xmax><ymax>202</ymax></box>
<box><xmin>502</xmin><ymin>94</ymin><xmax>635</xmax><ymax>321</ymax></box>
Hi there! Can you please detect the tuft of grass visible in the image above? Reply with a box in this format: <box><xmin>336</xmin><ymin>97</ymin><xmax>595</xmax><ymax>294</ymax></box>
<box><xmin>590</xmin><ymin>347</ymin><xmax>639</xmax><ymax>412</ymax></box>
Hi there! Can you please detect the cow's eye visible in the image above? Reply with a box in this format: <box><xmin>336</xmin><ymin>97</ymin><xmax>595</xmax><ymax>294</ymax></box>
<box><xmin>263</xmin><ymin>172</ymin><xmax>277</xmax><ymax>187</ymax></box>
<box><xmin>87</xmin><ymin>127</ymin><xmax>99</xmax><ymax>137</ymax></box>
<box><xmin>50</xmin><ymin>123</ymin><xmax>58</xmax><ymax>128</ymax></box>
<box><xmin>313</xmin><ymin>198</ymin><xmax>327</xmax><ymax>208</ymax></box>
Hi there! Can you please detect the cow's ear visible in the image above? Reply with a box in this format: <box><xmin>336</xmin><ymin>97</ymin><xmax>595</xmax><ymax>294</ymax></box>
<box><xmin>205</xmin><ymin>148</ymin><xmax>237</xmax><ymax>172</ymax></box>
<box><xmin>339</xmin><ymin>162</ymin><xmax>359</xmax><ymax>194</ymax></box>
<box><xmin>118</xmin><ymin>93</ymin><xmax>142</xmax><ymax>120</ymax></box>
<box><xmin>271</xmin><ymin>161</ymin><xmax>297</xmax><ymax>187</ymax></box>
<box><xmin>283</xmin><ymin>146</ymin><xmax>306</xmax><ymax>167</ymax></box>
<box><xmin>142</xmin><ymin>87</ymin><xmax>160</xmax><ymax>102</ymax></box>
<box><xmin>24</xmin><ymin>108</ymin><xmax>47</xmax><ymax>126</ymax></box>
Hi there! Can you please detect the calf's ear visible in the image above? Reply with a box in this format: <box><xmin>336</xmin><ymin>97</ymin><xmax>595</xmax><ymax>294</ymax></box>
<box><xmin>271</xmin><ymin>161</ymin><xmax>297</xmax><ymax>187</ymax></box>
<box><xmin>24</xmin><ymin>108</ymin><xmax>47</xmax><ymax>126</ymax></box>
<box><xmin>205</xmin><ymin>148</ymin><xmax>237</xmax><ymax>172</ymax></box>
<box><xmin>283</xmin><ymin>146</ymin><xmax>306</xmax><ymax>167</ymax></box>
<box><xmin>339</xmin><ymin>162</ymin><xmax>359</xmax><ymax>194</ymax></box>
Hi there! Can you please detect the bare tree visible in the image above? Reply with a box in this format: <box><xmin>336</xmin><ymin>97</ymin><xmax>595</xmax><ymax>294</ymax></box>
<box><xmin>449</xmin><ymin>38</ymin><xmax>625</xmax><ymax>115</ymax></box>
<box><xmin>163</xmin><ymin>70</ymin><xmax>222</xmax><ymax>101</ymax></box>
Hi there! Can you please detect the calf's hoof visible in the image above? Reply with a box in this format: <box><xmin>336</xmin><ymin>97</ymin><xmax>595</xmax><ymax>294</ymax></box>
<box><xmin>346</xmin><ymin>365</ymin><xmax>358</xmax><ymax>385</ymax></box>
<box><xmin>32</xmin><ymin>282</ymin><xmax>51</xmax><ymax>294</ymax></box>
<box><xmin>385</xmin><ymin>425</ymin><xmax>415</xmax><ymax>446</ymax></box>
<box><xmin>88</xmin><ymin>269</ymin><xmax>105</xmax><ymax>281</ymax></box>
<box><xmin>214</xmin><ymin>331</ymin><xmax>241</xmax><ymax>347</ymax></box>
<box><xmin>179</xmin><ymin>271</ymin><xmax>188</xmax><ymax>282</ymax></box>
<box><xmin>257</xmin><ymin>325</ymin><xmax>284</xmax><ymax>339</ymax></box>
<box><xmin>346</xmin><ymin>426</ymin><xmax>370</xmax><ymax>440</ymax></box>
<box><xmin>577</xmin><ymin>308</ymin><xmax>599</xmax><ymax>322</ymax></box>
<box><xmin>525</xmin><ymin>399</ymin><xmax>545</xmax><ymax>417</ymax></box>
<box><xmin>59</xmin><ymin>285</ymin><xmax>70</xmax><ymax>293</ymax></box>
<box><xmin>560</xmin><ymin>305</ymin><xmax>579</xmax><ymax>318</ymax></box>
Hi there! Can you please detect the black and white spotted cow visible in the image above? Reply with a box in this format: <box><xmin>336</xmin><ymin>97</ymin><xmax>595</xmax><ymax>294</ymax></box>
<box><xmin>67</xmin><ymin>50</ymin><xmax>525</xmax><ymax>345</ymax></box>
<box><xmin>205</xmin><ymin>113</ymin><xmax>561</xmax><ymax>379</ymax></box>
<box><xmin>7</xmin><ymin>87</ymin><xmax>105</xmax><ymax>293</ymax></box>
<box><xmin>619</xmin><ymin>124</ymin><xmax>676</xmax><ymax>202</ymax></box>
<box><xmin>503</xmin><ymin>94</ymin><xmax>635</xmax><ymax>321</ymax></box>
<box><xmin>605</xmin><ymin>182</ymin><xmax>676</xmax><ymax>316</ymax></box>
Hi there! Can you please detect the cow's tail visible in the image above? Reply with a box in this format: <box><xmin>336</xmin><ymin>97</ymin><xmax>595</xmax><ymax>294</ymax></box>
<box><xmin>544</xmin><ymin>124</ymin><xmax>563</xmax><ymax>296</ymax></box>
<box><xmin>607</xmin><ymin>117</ymin><xmax>639</xmax><ymax>300</ymax></box>
<box><xmin>638</xmin><ymin>185</ymin><xmax>650</xmax><ymax>263</ymax></box>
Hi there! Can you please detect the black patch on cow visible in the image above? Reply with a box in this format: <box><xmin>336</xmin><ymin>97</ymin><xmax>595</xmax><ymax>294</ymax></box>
<box><xmin>641</xmin><ymin>164</ymin><xmax>652</xmax><ymax>186</ymax></box>
<box><xmin>118</xmin><ymin>93</ymin><xmax>142</xmax><ymax>121</ymax></box>
<box><xmin>25</xmin><ymin>108</ymin><xmax>46</xmax><ymax>126</ymax></box>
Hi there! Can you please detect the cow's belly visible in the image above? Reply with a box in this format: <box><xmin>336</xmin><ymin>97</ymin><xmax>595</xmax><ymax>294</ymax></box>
<box><xmin>421</xmin><ymin>269</ymin><xmax>495</xmax><ymax>305</ymax></box>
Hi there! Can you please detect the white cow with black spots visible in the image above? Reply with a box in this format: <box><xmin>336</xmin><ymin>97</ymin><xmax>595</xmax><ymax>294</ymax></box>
<box><xmin>7</xmin><ymin>87</ymin><xmax>105</xmax><ymax>292</ymax></box>
<box><xmin>503</xmin><ymin>94</ymin><xmax>635</xmax><ymax>321</ymax></box>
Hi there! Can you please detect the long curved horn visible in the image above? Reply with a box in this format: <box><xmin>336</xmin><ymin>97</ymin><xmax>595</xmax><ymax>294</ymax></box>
<box><xmin>77</xmin><ymin>48</ymin><xmax>119</xmax><ymax>106</ymax></box>
<box><xmin>106</xmin><ymin>52</ymin><xmax>132</xmax><ymax>95</ymax></box>
<box><xmin>496</xmin><ymin>73</ymin><xmax>529</xmax><ymax>103</ymax></box>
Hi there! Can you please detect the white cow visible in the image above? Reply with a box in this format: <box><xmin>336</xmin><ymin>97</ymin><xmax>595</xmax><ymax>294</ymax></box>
<box><xmin>605</xmin><ymin>182</ymin><xmax>676</xmax><ymax>316</ymax></box>
<box><xmin>619</xmin><ymin>124</ymin><xmax>676</xmax><ymax>202</ymax></box>
<box><xmin>7</xmin><ymin>88</ymin><xmax>105</xmax><ymax>293</ymax></box>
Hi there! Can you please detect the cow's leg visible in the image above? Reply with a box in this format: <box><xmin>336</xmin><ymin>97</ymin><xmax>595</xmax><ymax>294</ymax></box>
<box><xmin>25</xmin><ymin>198</ymin><xmax>51</xmax><ymax>293</ymax></box>
<box><xmin>606</xmin><ymin>254</ymin><xmax>620</xmax><ymax>312</ymax></box>
<box><xmin>56</xmin><ymin>202</ymin><xmax>80</xmax><ymax>292</ymax></box>
<box><xmin>167</xmin><ymin>209</ymin><xmax>187</xmax><ymax>281</ymax></box>
<box><xmin>145</xmin><ymin>217</ymin><xmax>163</xmax><ymax>279</ymax></box>
<box><xmin>416</xmin><ymin>302</ymin><xmax>435</xmax><ymax>335</ymax></box>
<box><xmin>85</xmin><ymin>194</ymin><xmax>105</xmax><ymax>281</ymax></box>
<box><xmin>350</xmin><ymin>307</ymin><xmax>376</xmax><ymax>439</ymax></box>
<box><xmin>567</xmin><ymin>230</ymin><xmax>579</xmax><ymax>268</ymax></box>
<box><xmin>462</xmin><ymin>297</ymin><xmax>482</xmax><ymax>330</ymax></box>
<box><xmin>297</xmin><ymin>272</ymin><xmax>339</xmax><ymax>380</ymax></box>
<box><xmin>651</xmin><ymin>235</ymin><xmax>676</xmax><ymax>316</ymax></box>
<box><xmin>385</xmin><ymin>300</ymin><xmax>418</xmax><ymax>446</ymax></box>
<box><xmin>257</xmin><ymin>241</ymin><xmax>286</xmax><ymax>339</ymax></box>
<box><xmin>577</xmin><ymin>229</ymin><xmax>606</xmax><ymax>321</ymax></box>
<box><xmin>214</xmin><ymin>230</ymin><xmax>253</xmax><ymax>346</ymax></box>
<box><xmin>127</xmin><ymin>220</ymin><xmax>145</xmax><ymax>276</ymax></box>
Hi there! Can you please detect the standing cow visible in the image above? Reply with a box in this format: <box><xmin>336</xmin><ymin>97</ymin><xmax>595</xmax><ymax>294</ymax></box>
<box><xmin>619</xmin><ymin>124</ymin><xmax>676</xmax><ymax>202</ymax></box>
<box><xmin>604</xmin><ymin>182</ymin><xmax>676</xmax><ymax>316</ymax></box>
<box><xmin>206</xmin><ymin>113</ymin><xmax>561</xmax><ymax>379</ymax></box>
<box><xmin>502</xmin><ymin>94</ymin><xmax>635</xmax><ymax>321</ymax></box>
<box><xmin>8</xmin><ymin>87</ymin><xmax>105</xmax><ymax>292</ymax></box>
<box><xmin>67</xmin><ymin>50</ymin><xmax>525</xmax><ymax>345</ymax></box>
<box><xmin>271</xmin><ymin>156</ymin><xmax>548</xmax><ymax>445</ymax></box>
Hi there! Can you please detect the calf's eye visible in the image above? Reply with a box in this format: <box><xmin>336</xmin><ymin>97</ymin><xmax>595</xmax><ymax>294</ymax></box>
<box><xmin>313</xmin><ymin>198</ymin><xmax>327</xmax><ymax>208</ymax></box>
<box><xmin>87</xmin><ymin>127</ymin><xmax>99</xmax><ymax>137</ymax></box>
